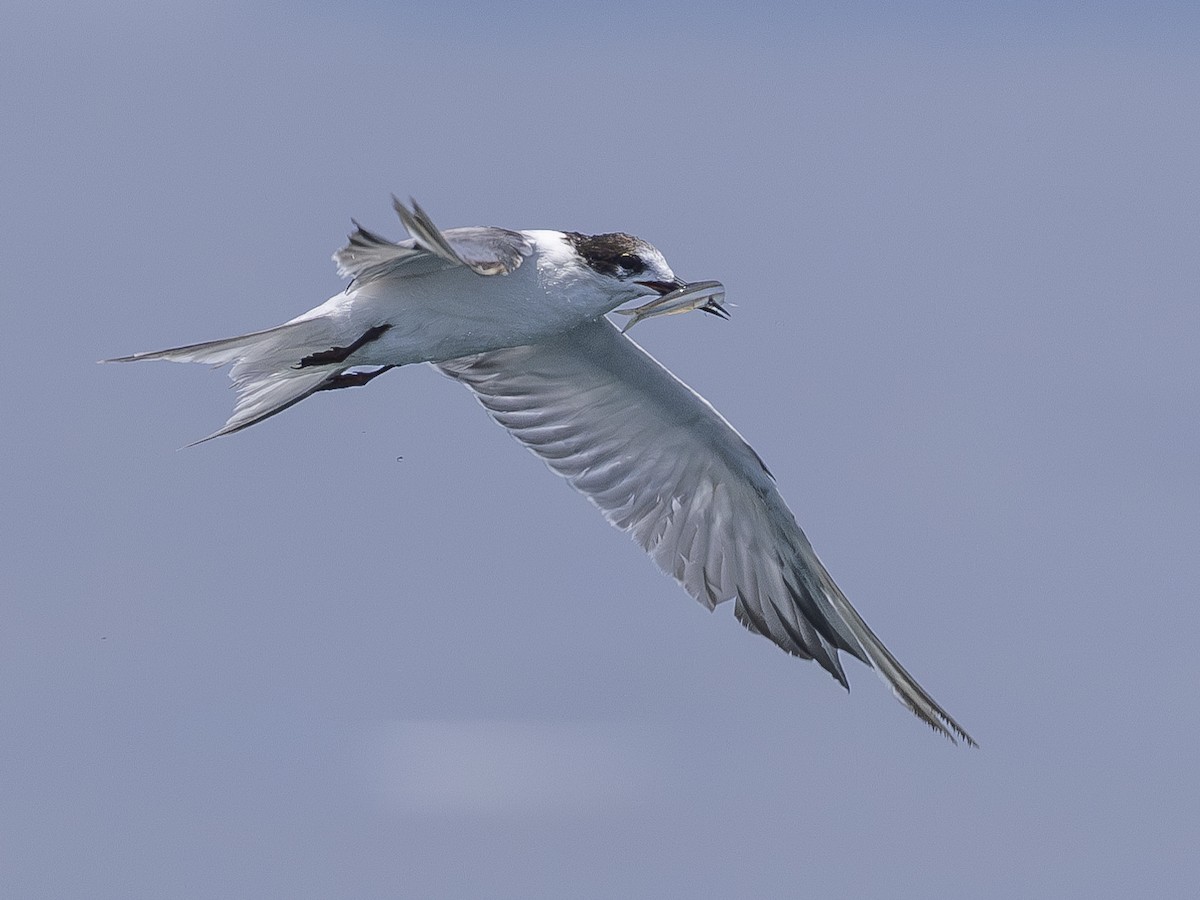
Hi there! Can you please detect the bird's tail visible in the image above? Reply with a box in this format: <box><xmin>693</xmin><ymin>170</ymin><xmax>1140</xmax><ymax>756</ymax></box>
<box><xmin>106</xmin><ymin>317</ymin><xmax>352</xmax><ymax>443</ymax></box>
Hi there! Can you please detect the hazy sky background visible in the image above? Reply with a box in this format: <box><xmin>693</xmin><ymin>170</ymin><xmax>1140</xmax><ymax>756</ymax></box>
<box><xmin>3</xmin><ymin>2</ymin><xmax>1198</xmax><ymax>897</ymax></box>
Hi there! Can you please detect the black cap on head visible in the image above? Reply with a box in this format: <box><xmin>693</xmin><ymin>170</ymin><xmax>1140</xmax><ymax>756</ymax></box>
<box><xmin>563</xmin><ymin>232</ymin><xmax>650</xmax><ymax>278</ymax></box>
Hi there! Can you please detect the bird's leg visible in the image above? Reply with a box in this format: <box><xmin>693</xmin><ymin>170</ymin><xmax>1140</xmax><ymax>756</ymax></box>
<box><xmin>295</xmin><ymin>324</ymin><xmax>392</xmax><ymax>368</ymax></box>
<box><xmin>316</xmin><ymin>365</ymin><xmax>396</xmax><ymax>392</ymax></box>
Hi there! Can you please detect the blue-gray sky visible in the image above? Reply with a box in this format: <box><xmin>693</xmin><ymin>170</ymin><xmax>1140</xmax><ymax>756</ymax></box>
<box><xmin>3</xmin><ymin>2</ymin><xmax>1199</xmax><ymax>897</ymax></box>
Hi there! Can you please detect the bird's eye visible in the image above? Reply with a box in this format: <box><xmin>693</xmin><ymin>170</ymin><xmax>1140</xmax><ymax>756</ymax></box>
<box><xmin>618</xmin><ymin>253</ymin><xmax>646</xmax><ymax>274</ymax></box>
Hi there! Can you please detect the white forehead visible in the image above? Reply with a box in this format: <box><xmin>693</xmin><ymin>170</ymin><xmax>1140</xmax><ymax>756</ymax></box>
<box><xmin>638</xmin><ymin>243</ymin><xmax>671</xmax><ymax>272</ymax></box>
<box><xmin>628</xmin><ymin>244</ymin><xmax>676</xmax><ymax>280</ymax></box>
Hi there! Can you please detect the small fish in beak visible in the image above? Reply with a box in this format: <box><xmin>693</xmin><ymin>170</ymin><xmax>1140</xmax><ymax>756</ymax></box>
<box><xmin>616</xmin><ymin>279</ymin><xmax>728</xmax><ymax>332</ymax></box>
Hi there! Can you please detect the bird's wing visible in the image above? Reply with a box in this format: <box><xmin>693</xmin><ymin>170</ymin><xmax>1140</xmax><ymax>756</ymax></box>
<box><xmin>436</xmin><ymin>318</ymin><xmax>974</xmax><ymax>745</ymax></box>
<box><xmin>332</xmin><ymin>198</ymin><xmax>533</xmax><ymax>286</ymax></box>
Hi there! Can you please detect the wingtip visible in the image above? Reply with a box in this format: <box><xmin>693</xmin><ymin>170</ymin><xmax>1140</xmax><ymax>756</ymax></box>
<box><xmin>913</xmin><ymin>702</ymin><xmax>978</xmax><ymax>748</ymax></box>
<box><xmin>829</xmin><ymin>665</ymin><xmax>850</xmax><ymax>693</ymax></box>
<box><xmin>391</xmin><ymin>194</ymin><xmax>418</xmax><ymax>221</ymax></box>
<box><xmin>182</xmin><ymin>433</ymin><xmax>218</xmax><ymax>449</ymax></box>
<box><xmin>951</xmin><ymin>722</ymin><xmax>979</xmax><ymax>749</ymax></box>
<box><xmin>931</xmin><ymin>700</ymin><xmax>978</xmax><ymax>748</ymax></box>
<box><xmin>397</xmin><ymin>196</ymin><xmax>435</xmax><ymax>225</ymax></box>
<box><xmin>410</xmin><ymin>197</ymin><xmax>432</xmax><ymax>223</ymax></box>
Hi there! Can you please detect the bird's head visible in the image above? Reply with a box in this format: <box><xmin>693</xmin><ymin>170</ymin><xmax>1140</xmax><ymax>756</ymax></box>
<box><xmin>531</xmin><ymin>230</ymin><xmax>727</xmax><ymax>326</ymax></box>
<box><xmin>558</xmin><ymin>231</ymin><xmax>683</xmax><ymax>303</ymax></box>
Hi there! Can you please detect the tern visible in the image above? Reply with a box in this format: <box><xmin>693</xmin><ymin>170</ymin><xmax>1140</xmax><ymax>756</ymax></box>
<box><xmin>109</xmin><ymin>197</ymin><xmax>975</xmax><ymax>745</ymax></box>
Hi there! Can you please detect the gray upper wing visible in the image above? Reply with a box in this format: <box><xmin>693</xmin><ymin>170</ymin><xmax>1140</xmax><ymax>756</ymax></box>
<box><xmin>435</xmin><ymin>318</ymin><xmax>974</xmax><ymax>744</ymax></box>
<box><xmin>332</xmin><ymin>198</ymin><xmax>533</xmax><ymax>286</ymax></box>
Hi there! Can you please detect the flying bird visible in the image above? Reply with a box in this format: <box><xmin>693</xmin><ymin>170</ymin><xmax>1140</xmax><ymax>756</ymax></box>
<box><xmin>109</xmin><ymin>197</ymin><xmax>975</xmax><ymax>745</ymax></box>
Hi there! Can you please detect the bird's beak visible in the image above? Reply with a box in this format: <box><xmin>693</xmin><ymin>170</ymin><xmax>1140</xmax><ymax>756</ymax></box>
<box><xmin>635</xmin><ymin>278</ymin><xmax>687</xmax><ymax>296</ymax></box>
<box><xmin>617</xmin><ymin>279</ymin><xmax>729</xmax><ymax>332</ymax></box>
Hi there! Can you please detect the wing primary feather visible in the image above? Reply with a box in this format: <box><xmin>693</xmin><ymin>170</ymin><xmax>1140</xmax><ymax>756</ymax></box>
<box><xmin>392</xmin><ymin>196</ymin><xmax>465</xmax><ymax>267</ymax></box>
<box><xmin>820</xmin><ymin>586</ymin><xmax>977</xmax><ymax>746</ymax></box>
<box><xmin>779</xmin><ymin>562</ymin><xmax>867</xmax><ymax>665</ymax></box>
